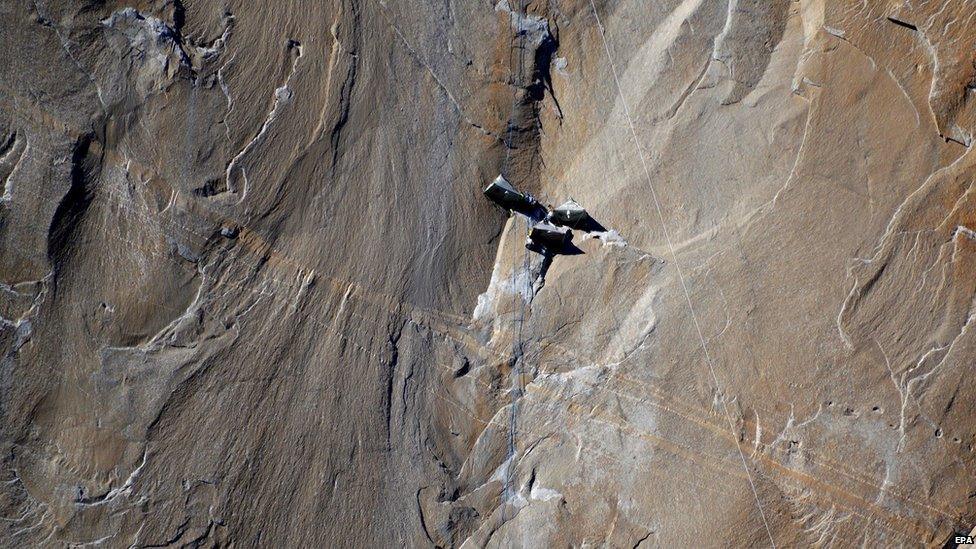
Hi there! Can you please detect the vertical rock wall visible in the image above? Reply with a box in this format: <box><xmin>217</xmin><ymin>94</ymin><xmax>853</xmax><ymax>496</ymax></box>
<box><xmin>1</xmin><ymin>0</ymin><xmax>976</xmax><ymax>546</ymax></box>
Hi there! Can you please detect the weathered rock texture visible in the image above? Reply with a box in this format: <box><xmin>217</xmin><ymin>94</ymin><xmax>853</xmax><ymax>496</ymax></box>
<box><xmin>2</xmin><ymin>0</ymin><xmax>976</xmax><ymax>546</ymax></box>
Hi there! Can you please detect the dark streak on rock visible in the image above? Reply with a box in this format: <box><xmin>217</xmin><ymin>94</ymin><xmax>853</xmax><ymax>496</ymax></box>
<box><xmin>886</xmin><ymin>17</ymin><xmax>918</xmax><ymax>32</ymax></box>
<box><xmin>633</xmin><ymin>530</ymin><xmax>654</xmax><ymax>548</ymax></box>
<box><xmin>383</xmin><ymin>321</ymin><xmax>405</xmax><ymax>451</ymax></box>
<box><xmin>416</xmin><ymin>487</ymin><xmax>440</xmax><ymax>548</ymax></box>
<box><xmin>47</xmin><ymin>133</ymin><xmax>101</xmax><ymax>273</ymax></box>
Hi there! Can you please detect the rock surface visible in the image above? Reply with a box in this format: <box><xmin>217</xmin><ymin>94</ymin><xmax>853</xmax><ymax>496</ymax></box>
<box><xmin>2</xmin><ymin>0</ymin><xmax>976</xmax><ymax>546</ymax></box>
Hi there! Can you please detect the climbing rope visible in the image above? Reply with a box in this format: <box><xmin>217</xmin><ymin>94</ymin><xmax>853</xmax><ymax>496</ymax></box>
<box><xmin>587</xmin><ymin>1</ymin><xmax>777</xmax><ymax>546</ymax></box>
<box><xmin>502</xmin><ymin>0</ymin><xmax>529</xmax><ymax>179</ymax></box>
<box><xmin>502</xmin><ymin>0</ymin><xmax>530</xmax><ymax>515</ymax></box>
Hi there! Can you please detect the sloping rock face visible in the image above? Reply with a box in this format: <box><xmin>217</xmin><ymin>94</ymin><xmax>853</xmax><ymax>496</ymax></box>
<box><xmin>2</xmin><ymin>0</ymin><xmax>976</xmax><ymax>546</ymax></box>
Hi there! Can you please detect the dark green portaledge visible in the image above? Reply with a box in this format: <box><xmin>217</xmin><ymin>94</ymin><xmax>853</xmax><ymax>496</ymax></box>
<box><xmin>528</xmin><ymin>222</ymin><xmax>570</xmax><ymax>249</ymax></box>
<box><xmin>483</xmin><ymin>175</ymin><xmax>540</xmax><ymax>217</ymax></box>
<box><xmin>549</xmin><ymin>199</ymin><xmax>588</xmax><ymax>227</ymax></box>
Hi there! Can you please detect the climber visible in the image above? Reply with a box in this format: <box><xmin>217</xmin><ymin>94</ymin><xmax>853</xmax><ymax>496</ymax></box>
<box><xmin>525</xmin><ymin>221</ymin><xmax>570</xmax><ymax>254</ymax></box>
<box><xmin>483</xmin><ymin>175</ymin><xmax>545</xmax><ymax>219</ymax></box>
<box><xmin>548</xmin><ymin>198</ymin><xmax>588</xmax><ymax>228</ymax></box>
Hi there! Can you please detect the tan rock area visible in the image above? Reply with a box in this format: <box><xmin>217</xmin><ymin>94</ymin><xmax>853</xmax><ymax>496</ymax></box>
<box><xmin>2</xmin><ymin>0</ymin><xmax>976</xmax><ymax>546</ymax></box>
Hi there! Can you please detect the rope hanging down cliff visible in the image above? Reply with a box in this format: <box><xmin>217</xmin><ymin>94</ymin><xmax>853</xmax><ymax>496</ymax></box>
<box><xmin>501</xmin><ymin>0</ymin><xmax>527</xmax><ymax>180</ymax></box>
<box><xmin>587</xmin><ymin>1</ymin><xmax>777</xmax><ymax>546</ymax></box>
<box><xmin>502</xmin><ymin>0</ymin><xmax>531</xmax><ymax>511</ymax></box>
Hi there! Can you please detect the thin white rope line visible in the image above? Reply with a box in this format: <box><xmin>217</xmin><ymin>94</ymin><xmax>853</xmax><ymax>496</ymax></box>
<box><xmin>587</xmin><ymin>2</ymin><xmax>777</xmax><ymax>546</ymax></box>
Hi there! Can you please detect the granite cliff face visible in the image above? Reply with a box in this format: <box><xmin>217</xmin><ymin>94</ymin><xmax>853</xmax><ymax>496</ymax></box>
<box><xmin>2</xmin><ymin>0</ymin><xmax>976</xmax><ymax>546</ymax></box>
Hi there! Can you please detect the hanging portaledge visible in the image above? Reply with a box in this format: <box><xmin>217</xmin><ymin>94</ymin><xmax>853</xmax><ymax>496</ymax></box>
<box><xmin>548</xmin><ymin>199</ymin><xmax>588</xmax><ymax>227</ymax></box>
<box><xmin>525</xmin><ymin>221</ymin><xmax>570</xmax><ymax>254</ymax></box>
<box><xmin>484</xmin><ymin>175</ymin><xmax>542</xmax><ymax>217</ymax></box>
